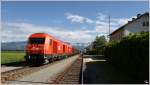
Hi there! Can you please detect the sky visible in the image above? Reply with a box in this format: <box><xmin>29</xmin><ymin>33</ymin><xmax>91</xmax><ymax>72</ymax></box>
<box><xmin>1</xmin><ymin>1</ymin><xmax>149</xmax><ymax>43</ymax></box>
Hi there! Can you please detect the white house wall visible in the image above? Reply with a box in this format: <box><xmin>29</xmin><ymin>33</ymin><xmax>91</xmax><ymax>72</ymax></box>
<box><xmin>124</xmin><ymin>15</ymin><xmax>149</xmax><ymax>36</ymax></box>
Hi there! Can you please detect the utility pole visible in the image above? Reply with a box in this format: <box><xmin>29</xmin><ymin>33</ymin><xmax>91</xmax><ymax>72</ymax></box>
<box><xmin>108</xmin><ymin>15</ymin><xmax>110</xmax><ymax>36</ymax></box>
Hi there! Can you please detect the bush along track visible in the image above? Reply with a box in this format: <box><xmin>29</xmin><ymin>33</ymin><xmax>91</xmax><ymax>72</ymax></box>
<box><xmin>104</xmin><ymin>32</ymin><xmax>149</xmax><ymax>83</ymax></box>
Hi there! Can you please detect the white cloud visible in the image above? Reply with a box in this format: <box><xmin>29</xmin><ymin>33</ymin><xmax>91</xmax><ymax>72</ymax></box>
<box><xmin>65</xmin><ymin>12</ymin><xmax>130</xmax><ymax>32</ymax></box>
<box><xmin>111</xmin><ymin>18</ymin><xmax>130</xmax><ymax>26</ymax></box>
<box><xmin>94</xmin><ymin>12</ymin><xmax>131</xmax><ymax>34</ymax></box>
<box><xmin>65</xmin><ymin>12</ymin><xmax>130</xmax><ymax>36</ymax></box>
<box><xmin>2</xmin><ymin>22</ymin><xmax>95</xmax><ymax>43</ymax></box>
<box><xmin>97</xmin><ymin>13</ymin><xmax>107</xmax><ymax>21</ymax></box>
<box><xmin>66</xmin><ymin>13</ymin><xmax>94</xmax><ymax>23</ymax></box>
<box><xmin>95</xmin><ymin>20</ymin><xmax>108</xmax><ymax>26</ymax></box>
<box><xmin>2</xmin><ymin>12</ymin><xmax>132</xmax><ymax>43</ymax></box>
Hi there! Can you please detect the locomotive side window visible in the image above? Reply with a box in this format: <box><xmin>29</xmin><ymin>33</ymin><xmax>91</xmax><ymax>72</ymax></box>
<box><xmin>49</xmin><ymin>39</ymin><xmax>52</xmax><ymax>45</ymax></box>
<box><xmin>63</xmin><ymin>45</ymin><xmax>65</xmax><ymax>52</ymax></box>
<box><xmin>29</xmin><ymin>38</ymin><xmax>45</xmax><ymax>44</ymax></box>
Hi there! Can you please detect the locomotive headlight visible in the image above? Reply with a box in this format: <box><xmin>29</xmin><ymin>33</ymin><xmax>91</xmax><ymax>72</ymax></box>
<box><xmin>44</xmin><ymin>56</ymin><xmax>47</xmax><ymax>59</ymax></box>
<box><xmin>35</xmin><ymin>47</ymin><xmax>40</xmax><ymax>50</ymax></box>
<box><xmin>31</xmin><ymin>47</ymin><xmax>41</xmax><ymax>50</ymax></box>
<box><xmin>28</xmin><ymin>56</ymin><xmax>30</xmax><ymax>59</ymax></box>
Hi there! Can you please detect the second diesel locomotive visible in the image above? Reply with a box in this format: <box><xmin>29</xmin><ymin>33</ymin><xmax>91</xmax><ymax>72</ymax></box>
<box><xmin>25</xmin><ymin>33</ymin><xmax>74</xmax><ymax>64</ymax></box>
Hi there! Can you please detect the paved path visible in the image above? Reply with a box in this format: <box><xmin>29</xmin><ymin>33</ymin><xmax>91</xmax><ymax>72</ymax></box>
<box><xmin>1</xmin><ymin>62</ymin><xmax>28</xmax><ymax>73</ymax></box>
<box><xmin>83</xmin><ymin>55</ymin><xmax>142</xmax><ymax>84</ymax></box>
<box><xmin>7</xmin><ymin>55</ymin><xmax>79</xmax><ymax>84</ymax></box>
<box><xmin>1</xmin><ymin>66</ymin><xmax>23</xmax><ymax>73</ymax></box>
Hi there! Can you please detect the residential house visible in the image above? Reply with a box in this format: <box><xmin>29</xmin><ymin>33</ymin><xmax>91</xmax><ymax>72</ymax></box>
<box><xmin>110</xmin><ymin>12</ymin><xmax>149</xmax><ymax>42</ymax></box>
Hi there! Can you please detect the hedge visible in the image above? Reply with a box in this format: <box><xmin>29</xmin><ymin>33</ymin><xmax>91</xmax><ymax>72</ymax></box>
<box><xmin>104</xmin><ymin>32</ymin><xmax>149</xmax><ymax>82</ymax></box>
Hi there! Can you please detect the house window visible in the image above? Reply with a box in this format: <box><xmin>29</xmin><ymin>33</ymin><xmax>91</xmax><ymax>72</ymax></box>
<box><xmin>143</xmin><ymin>21</ymin><xmax>149</xmax><ymax>27</ymax></box>
<box><xmin>146</xmin><ymin>21</ymin><xmax>149</xmax><ymax>26</ymax></box>
<box><xmin>143</xmin><ymin>22</ymin><xmax>146</xmax><ymax>26</ymax></box>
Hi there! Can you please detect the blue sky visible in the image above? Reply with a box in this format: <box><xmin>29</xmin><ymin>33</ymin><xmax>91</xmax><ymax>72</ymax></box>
<box><xmin>2</xmin><ymin>1</ymin><xmax>149</xmax><ymax>43</ymax></box>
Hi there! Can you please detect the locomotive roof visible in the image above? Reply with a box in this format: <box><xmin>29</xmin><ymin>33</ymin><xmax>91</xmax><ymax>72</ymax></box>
<box><xmin>31</xmin><ymin>33</ymin><xmax>71</xmax><ymax>46</ymax></box>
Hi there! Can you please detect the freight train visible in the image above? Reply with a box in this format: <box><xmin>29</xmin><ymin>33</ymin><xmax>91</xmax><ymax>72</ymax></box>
<box><xmin>25</xmin><ymin>33</ymin><xmax>75</xmax><ymax>64</ymax></box>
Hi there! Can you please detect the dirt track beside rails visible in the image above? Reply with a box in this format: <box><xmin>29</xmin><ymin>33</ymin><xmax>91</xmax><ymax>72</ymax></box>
<box><xmin>1</xmin><ymin>62</ymin><xmax>57</xmax><ymax>83</ymax></box>
<box><xmin>3</xmin><ymin>55</ymin><xmax>79</xmax><ymax>84</ymax></box>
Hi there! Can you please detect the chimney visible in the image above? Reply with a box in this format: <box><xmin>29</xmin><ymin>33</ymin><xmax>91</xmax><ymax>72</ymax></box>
<box><xmin>132</xmin><ymin>18</ymin><xmax>135</xmax><ymax>21</ymax></box>
<box><xmin>128</xmin><ymin>21</ymin><xmax>131</xmax><ymax>23</ymax></box>
<box><xmin>137</xmin><ymin>14</ymin><xmax>141</xmax><ymax>18</ymax></box>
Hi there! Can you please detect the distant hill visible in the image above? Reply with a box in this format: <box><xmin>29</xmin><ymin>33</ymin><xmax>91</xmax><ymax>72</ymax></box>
<box><xmin>72</xmin><ymin>45</ymin><xmax>86</xmax><ymax>51</ymax></box>
<box><xmin>1</xmin><ymin>41</ymin><xmax>27</xmax><ymax>51</ymax></box>
<box><xmin>1</xmin><ymin>41</ymin><xmax>86</xmax><ymax>51</ymax></box>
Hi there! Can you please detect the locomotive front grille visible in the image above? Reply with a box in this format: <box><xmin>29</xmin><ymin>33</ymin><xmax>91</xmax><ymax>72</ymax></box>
<box><xmin>29</xmin><ymin>54</ymin><xmax>44</xmax><ymax>59</ymax></box>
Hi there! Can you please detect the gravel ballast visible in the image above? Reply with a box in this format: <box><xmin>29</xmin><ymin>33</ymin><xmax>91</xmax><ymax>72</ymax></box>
<box><xmin>7</xmin><ymin>55</ymin><xmax>79</xmax><ymax>84</ymax></box>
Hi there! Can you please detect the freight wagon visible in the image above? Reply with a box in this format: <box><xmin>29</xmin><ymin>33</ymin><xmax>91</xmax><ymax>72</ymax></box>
<box><xmin>25</xmin><ymin>33</ymin><xmax>74</xmax><ymax>64</ymax></box>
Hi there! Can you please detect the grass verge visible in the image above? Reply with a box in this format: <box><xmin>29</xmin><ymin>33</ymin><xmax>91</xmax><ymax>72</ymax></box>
<box><xmin>1</xmin><ymin>51</ymin><xmax>25</xmax><ymax>64</ymax></box>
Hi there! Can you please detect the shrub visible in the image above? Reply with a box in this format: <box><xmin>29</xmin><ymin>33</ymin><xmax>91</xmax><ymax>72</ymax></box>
<box><xmin>104</xmin><ymin>32</ymin><xmax>149</xmax><ymax>82</ymax></box>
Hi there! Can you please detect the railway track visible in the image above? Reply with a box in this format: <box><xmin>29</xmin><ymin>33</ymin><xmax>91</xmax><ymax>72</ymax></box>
<box><xmin>1</xmin><ymin>60</ymin><xmax>63</xmax><ymax>84</ymax></box>
<box><xmin>51</xmin><ymin>55</ymin><xmax>83</xmax><ymax>84</ymax></box>
<box><xmin>1</xmin><ymin>55</ymin><xmax>82</xmax><ymax>84</ymax></box>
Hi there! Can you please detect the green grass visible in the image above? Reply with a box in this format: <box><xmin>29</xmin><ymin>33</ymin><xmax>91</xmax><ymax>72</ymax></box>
<box><xmin>1</xmin><ymin>51</ymin><xmax>25</xmax><ymax>64</ymax></box>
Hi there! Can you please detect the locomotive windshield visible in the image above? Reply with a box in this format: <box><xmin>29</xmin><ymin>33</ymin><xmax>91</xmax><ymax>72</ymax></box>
<box><xmin>29</xmin><ymin>38</ymin><xmax>45</xmax><ymax>44</ymax></box>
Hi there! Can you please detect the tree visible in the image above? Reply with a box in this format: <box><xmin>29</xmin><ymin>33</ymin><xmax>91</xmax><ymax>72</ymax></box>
<box><xmin>93</xmin><ymin>36</ymin><xmax>107</xmax><ymax>48</ymax></box>
<box><xmin>93</xmin><ymin>35</ymin><xmax>107</xmax><ymax>54</ymax></box>
<box><xmin>85</xmin><ymin>35</ymin><xmax>107</xmax><ymax>55</ymax></box>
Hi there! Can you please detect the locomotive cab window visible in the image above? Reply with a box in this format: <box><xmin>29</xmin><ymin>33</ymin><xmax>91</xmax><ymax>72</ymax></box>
<box><xmin>29</xmin><ymin>38</ymin><xmax>45</xmax><ymax>44</ymax></box>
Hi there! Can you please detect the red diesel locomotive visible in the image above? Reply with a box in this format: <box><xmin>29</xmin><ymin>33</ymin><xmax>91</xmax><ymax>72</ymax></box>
<box><xmin>25</xmin><ymin>33</ymin><xmax>74</xmax><ymax>64</ymax></box>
